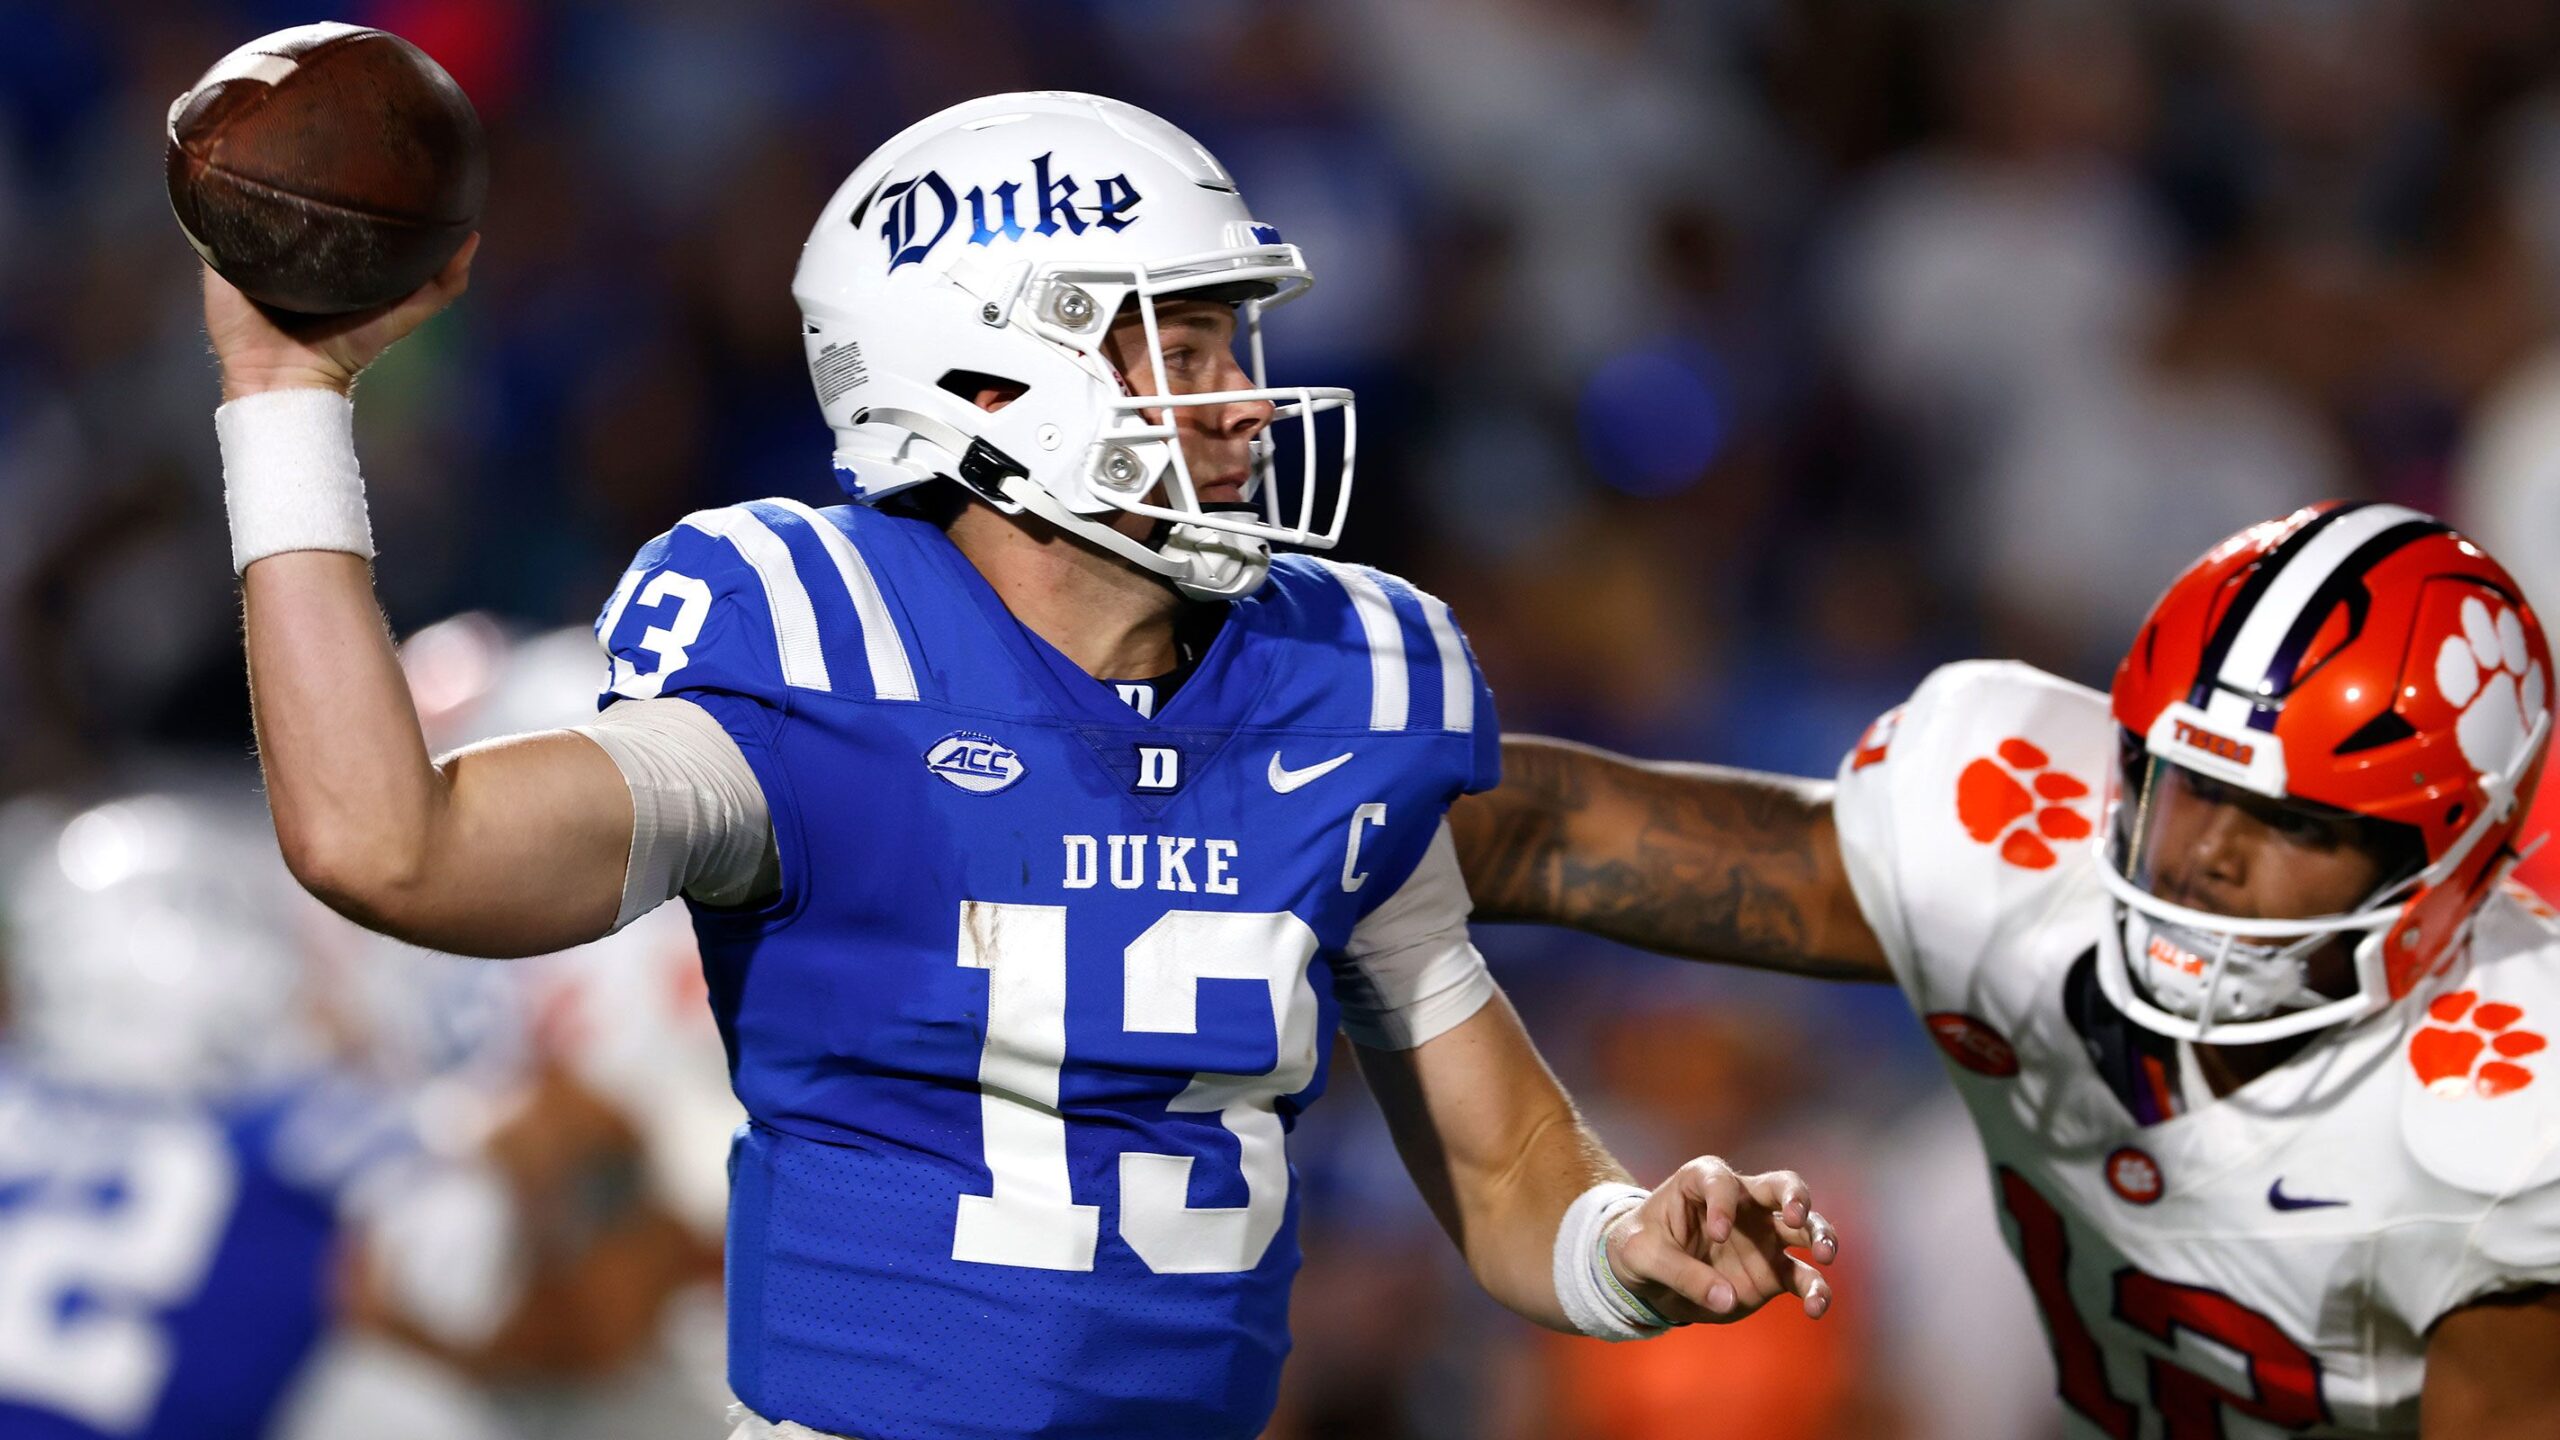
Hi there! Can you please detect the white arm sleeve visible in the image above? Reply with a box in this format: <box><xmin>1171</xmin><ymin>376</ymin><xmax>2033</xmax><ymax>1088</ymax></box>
<box><xmin>1337</xmin><ymin>821</ymin><xmax>1498</xmax><ymax>1051</ymax></box>
<box><xmin>572</xmin><ymin>696</ymin><xmax>778</xmax><ymax>930</ymax></box>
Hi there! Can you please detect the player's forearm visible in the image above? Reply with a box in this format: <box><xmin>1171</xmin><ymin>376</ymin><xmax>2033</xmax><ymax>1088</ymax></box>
<box><xmin>1359</xmin><ymin>997</ymin><xmax>1629</xmax><ymax>1331</ymax></box>
<box><xmin>1453</xmin><ymin>736</ymin><xmax>1889</xmax><ymax>982</ymax></box>
<box><xmin>1406</xmin><ymin>1109</ymin><xmax>1624</xmax><ymax>1333</ymax></box>
<box><xmin>1467</xmin><ymin>1109</ymin><xmax>1629</xmax><ymax>1330</ymax></box>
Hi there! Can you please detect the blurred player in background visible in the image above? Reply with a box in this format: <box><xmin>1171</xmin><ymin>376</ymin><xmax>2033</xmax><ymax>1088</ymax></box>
<box><xmin>1452</xmin><ymin>502</ymin><xmax>2560</xmax><ymax>1437</ymax></box>
<box><xmin>374</xmin><ymin>612</ymin><xmax>738</xmax><ymax>1440</ymax></box>
<box><xmin>201</xmin><ymin>91</ymin><xmax>1836</xmax><ymax>1440</ymax></box>
<box><xmin>0</xmin><ymin>663</ymin><xmax>736</xmax><ymax>1440</ymax></box>
<box><xmin>0</xmin><ymin>789</ymin><xmax>520</xmax><ymax>1440</ymax></box>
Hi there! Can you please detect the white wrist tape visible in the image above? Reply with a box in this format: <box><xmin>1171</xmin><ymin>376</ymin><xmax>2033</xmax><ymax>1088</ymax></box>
<box><xmin>1555</xmin><ymin>1182</ymin><xmax>1672</xmax><ymax>1341</ymax></box>
<box><xmin>215</xmin><ymin>388</ymin><xmax>372</xmax><ymax>573</ymax></box>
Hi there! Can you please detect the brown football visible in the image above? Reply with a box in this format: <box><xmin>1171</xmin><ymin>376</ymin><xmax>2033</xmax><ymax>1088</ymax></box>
<box><xmin>166</xmin><ymin>23</ymin><xmax>486</xmax><ymax>315</ymax></box>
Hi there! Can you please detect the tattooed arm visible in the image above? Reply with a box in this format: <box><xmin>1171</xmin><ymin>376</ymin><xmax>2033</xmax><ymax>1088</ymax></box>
<box><xmin>1448</xmin><ymin>736</ymin><xmax>1891</xmax><ymax>983</ymax></box>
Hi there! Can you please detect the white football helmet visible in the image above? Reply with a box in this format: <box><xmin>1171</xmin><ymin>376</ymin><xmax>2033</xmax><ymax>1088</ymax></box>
<box><xmin>2</xmin><ymin>793</ymin><xmax>318</xmax><ymax>1096</ymax></box>
<box><xmin>792</xmin><ymin>91</ymin><xmax>1354</xmax><ymax>600</ymax></box>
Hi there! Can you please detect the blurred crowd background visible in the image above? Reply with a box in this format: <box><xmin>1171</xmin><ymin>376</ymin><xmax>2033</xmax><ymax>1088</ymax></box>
<box><xmin>6</xmin><ymin>0</ymin><xmax>2560</xmax><ymax>1437</ymax></box>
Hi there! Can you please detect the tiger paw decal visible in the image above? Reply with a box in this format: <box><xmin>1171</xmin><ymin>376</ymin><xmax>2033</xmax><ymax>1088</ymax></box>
<box><xmin>2410</xmin><ymin>990</ymin><xmax>2546</xmax><ymax>1098</ymax></box>
<box><xmin>2436</xmin><ymin>597</ymin><xmax>2549</xmax><ymax>780</ymax></box>
<box><xmin>1956</xmin><ymin>738</ymin><xmax>2091</xmax><ymax>870</ymax></box>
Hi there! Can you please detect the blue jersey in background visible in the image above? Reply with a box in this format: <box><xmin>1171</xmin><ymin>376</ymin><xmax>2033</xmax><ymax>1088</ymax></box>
<box><xmin>0</xmin><ymin>1062</ymin><xmax>405</xmax><ymax>1440</ymax></box>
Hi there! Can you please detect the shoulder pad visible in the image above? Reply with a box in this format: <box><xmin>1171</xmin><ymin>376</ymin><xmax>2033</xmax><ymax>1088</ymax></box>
<box><xmin>1831</xmin><ymin>661</ymin><xmax>2111</xmax><ymax>995</ymax></box>
<box><xmin>1838</xmin><ymin>659</ymin><xmax>2113</xmax><ymax>869</ymax></box>
<box><xmin>594</xmin><ymin>500</ymin><xmax>919</xmax><ymax>708</ymax></box>
<box><xmin>1253</xmin><ymin>557</ymin><xmax>1499</xmax><ymax>791</ymax></box>
<box><xmin>2401</xmin><ymin>891</ymin><xmax>2560</xmax><ymax>1197</ymax></box>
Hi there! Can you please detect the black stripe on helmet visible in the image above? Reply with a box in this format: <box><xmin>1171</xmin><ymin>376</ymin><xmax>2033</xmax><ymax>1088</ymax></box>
<box><xmin>2186</xmin><ymin>502</ymin><xmax>2374</xmax><ymax>711</ymax></box>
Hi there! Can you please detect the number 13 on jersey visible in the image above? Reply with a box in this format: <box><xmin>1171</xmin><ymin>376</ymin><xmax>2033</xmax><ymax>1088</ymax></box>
<box><xmin>952</xmin><ymin>901</ymin><xmax>1321</xmax><ymax>1276</ymax></box>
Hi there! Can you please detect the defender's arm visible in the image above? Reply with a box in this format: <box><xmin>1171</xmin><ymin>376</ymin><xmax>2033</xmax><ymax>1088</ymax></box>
<box><xmin>215</xmin><ymin>255</ymin><xmax>636</xmax><ymax>957</ymax></box>
<box><xmin>1449</xmin><ymin>736</ymin><xmax>1891</xmax><ymax>982</ymax></box>
<box><xmin>2422</xmin><ymin>1289</ymin><xmax>2560</xmax><ymax>1436</ymax></box>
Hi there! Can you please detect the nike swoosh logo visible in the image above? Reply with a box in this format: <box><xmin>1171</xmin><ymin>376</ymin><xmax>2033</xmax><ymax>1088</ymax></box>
<box><xmin>1268</xmin><ymin>751</ymin><xmax>1354</xmax><ymax>793</ymax></box>
<box><xmin>2266</xmin><ymin>1178</ymin><xmax>2348</xmax><ymax>1212</ymax></box>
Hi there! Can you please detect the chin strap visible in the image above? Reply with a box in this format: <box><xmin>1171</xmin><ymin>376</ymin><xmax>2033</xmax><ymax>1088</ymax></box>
<box><xmin>854</xmin><ymin>404</ymin><xmax>1272</xmax><ymax>600</ymax></box>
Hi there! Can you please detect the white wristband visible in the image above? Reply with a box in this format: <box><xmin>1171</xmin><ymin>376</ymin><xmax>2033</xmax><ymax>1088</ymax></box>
<box><xmin>1555</xmin><ymin>1181</ymin><xmax>1671</xmax><ymax>1341</ymax></box>
<box><xmin>216</xmin><ymin>388</ymin><xmax>372</xmax><ymax>573</ymax></box>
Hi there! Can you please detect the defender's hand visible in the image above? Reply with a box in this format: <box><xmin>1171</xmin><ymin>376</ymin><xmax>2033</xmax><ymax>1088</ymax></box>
<box><xmin>206</xmin><ymin>233</ymin><xmax>478</xmax><ymax>400</ymax></box>
<box><xmin>1607</xmin><ymin>1158</ymin><xmax>1838</xmax><ymax>1325</ymax></box>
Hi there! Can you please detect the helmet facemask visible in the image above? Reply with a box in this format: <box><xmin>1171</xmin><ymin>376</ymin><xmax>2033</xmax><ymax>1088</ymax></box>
<box><xmin>1044</xmin><ymin>261</ymin><xmax>1354</xmax><ymax>556</ymax></box>
<box><xmin>2092</xmin><ymin>733</ymin><xmax>2525</xmax><ymax>1045</ymax></box>
<box><xmin>870</xmin><ymin>261</ymin><xmax>1352</xmax><ymax>601</ymax></box>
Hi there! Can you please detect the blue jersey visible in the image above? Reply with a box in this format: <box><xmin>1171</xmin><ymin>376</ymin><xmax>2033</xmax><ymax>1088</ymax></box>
<box><xmin>595</xmin><ymin>499</ymin><xmax>1497</xmax><ymax>1440</ymax></box>
<box><xmin>0</xmin><ymin>1063</ymin><xmax>405</xmax><ymax>1440</ymax></box>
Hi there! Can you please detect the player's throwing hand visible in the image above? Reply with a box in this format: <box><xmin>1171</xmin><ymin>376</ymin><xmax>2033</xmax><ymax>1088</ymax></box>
<box><xmin>201</xmin><ymin>235</ymin><xmax>477</xmax><ymax>401</ymax></box>
<box><xmin>1608</xmin><ymin>1158</ymin><xmax>1838</xmax><ymax>1324</ymax></box>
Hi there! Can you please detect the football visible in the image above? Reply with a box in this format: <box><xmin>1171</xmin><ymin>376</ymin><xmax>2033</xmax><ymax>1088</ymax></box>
<box><xmin>165</xmin><ymin>23</ymin><xmax>485</xmax><ymax>315</ymax></box>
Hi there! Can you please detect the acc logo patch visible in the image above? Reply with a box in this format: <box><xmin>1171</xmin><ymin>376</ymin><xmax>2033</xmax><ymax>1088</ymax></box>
<box><xmin>1924</xmin><ymin>1012</ymin><xmax>2019</xmax><ymax>1078</ymax></box>
<box><xmin>2104</xmin><ymin>1146</ymin><xmax>2164</xmax><ymax>1206</ymax></box>
<box><xmin>1956</xmin><ymin>738</ymin><xmax>2091</xmax><ymax>870</ymax></box>
<box><xmin>2410</xmin><ymin>990</ymin><xmax>2545</xmax><ymax>1098</ymax></box>
<box><xmin>925</xmin><ymin>732</ymin><xmax>1026</xmax><ymax>795</ymax></box>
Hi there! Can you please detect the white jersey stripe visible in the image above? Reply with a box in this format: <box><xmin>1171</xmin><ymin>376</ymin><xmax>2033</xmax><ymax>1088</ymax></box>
<box><xmin>1415</xmin><ymin>589</ymin><xmax>1472</xmax><ymax>734</ymax></box>
<box><xmin>680</xmin><ymin>507</ymin><xmax>832</xmax><ymax>691</ymax></box>
<box><xmin>762</xmin><ymin>497</ymin><xmax>920</xmax><ymax>702</ymax></box>
<box><xmin>1325</xmin><ymin>563</ymin><xmax>1409</xmax><ymax>731</ymax></box>
<box><xmin>2214</xmin><ymin>503</ymin><xmax>2427</xmax><ymax>699</ymax></box>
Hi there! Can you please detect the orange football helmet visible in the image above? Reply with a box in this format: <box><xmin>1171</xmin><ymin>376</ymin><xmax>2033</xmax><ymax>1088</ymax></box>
<box><xmin>2096</xmin><ymin>502</ymin><xmax>2552</xmax><ymax>1042</ymax></box>
<box><xmin>2519</xmin><ymin>759</ymin><xmax>2560</xmax><ymax>905</ymax></box>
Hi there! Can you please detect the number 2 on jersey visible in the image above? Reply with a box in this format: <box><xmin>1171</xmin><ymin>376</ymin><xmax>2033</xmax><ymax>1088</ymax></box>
<box><xmin>0</xmin><ymin>1120</ymin><xmax>237</xmax><ymax>1432</ymax></box>
<box><xmin>953</xmin><ymin>901</ymin><xmax>1320</xmax><ymax>1275</ymax></box>
<box><xmin>2000</xmin><ymin>1168</ymin><xmax>2328</xmax><ymax>1438</ymax></box>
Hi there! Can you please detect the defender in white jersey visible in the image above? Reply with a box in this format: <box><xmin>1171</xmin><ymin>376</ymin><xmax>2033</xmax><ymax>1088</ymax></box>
<box><xmin>1451</xmin><ymin>503</ymin><xmax>2560</xmax><ymax>1436</ymax></box>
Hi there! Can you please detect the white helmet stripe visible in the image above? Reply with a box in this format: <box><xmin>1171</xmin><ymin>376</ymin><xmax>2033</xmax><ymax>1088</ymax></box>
<box><xmin>2210</xmin><ymin>503</ymin><xmax>2427</xmax><ymax>707</ymax></box>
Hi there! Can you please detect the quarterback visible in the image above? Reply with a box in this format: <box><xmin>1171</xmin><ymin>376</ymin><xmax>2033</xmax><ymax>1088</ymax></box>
<box><xmin>1453</xmin><ymin>503</ymin><xmax>2560</xmax><ymax>1437</ymax></box>
<box><xmin>200</xmin><ymin>93</ymin><xmax>1835</xmax><ymax>1439</ymax></box>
